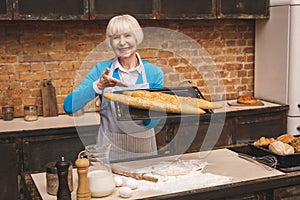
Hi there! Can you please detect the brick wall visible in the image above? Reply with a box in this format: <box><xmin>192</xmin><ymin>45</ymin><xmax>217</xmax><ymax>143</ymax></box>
<box><xmin>0</xmin><ymin>19</ymin><xmax>255</xmax><ymax>117</ymax></box>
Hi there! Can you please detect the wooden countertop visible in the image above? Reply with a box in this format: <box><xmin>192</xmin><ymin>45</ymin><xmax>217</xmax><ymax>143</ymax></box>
<box><xmin>0</xmin><ymin>100</ymin><xmax>284</xmax><ymax>134</ymax></box>
<box><xmin>24</xmin><ymin>148</ymin><xmax>286</xmax><ymax>200</ymax></box>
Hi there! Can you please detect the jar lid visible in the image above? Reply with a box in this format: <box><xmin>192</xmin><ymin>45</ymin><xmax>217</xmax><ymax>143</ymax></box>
<box><xmin>45</xmin><ymin>161</ymin><xmax>72</xmax><ymax>174</ymax></box>
<box><xmin>24</xmin><ymin>105</ymin><xmax>37</xmax><ymax>110</ymax></box>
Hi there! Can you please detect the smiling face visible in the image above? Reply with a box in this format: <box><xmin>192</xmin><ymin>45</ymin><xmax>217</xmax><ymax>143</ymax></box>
<box><xmin>106</xmin><ymin>15</ymin><xmax>144</xmax><ymax>59</ymax></box>
<box><xmin>110</xmin><ymin>32</ymin><xmax>138</xmax><ymax>59</ymax></box>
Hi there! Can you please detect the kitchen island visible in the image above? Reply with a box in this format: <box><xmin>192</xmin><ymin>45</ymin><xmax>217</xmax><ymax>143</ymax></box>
<box><xmin>0</xmin><ymin>100</ymin><xmax>289</xmax><ymax>199</ymax></box>
<box><xmin>22</xmin><ymin>146</ymin><xmax>300</xmax><ymax>200</ymax></box>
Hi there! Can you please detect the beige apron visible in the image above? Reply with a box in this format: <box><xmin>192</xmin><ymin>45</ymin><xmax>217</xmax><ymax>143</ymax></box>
<box><xmin>97</xmin><ymin>60</ymin><xmax>157</xmax><ymax>161</ymax></box>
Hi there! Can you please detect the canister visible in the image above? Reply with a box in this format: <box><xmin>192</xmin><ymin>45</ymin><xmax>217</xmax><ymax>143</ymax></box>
<box><xmin>45</xmin><ymin>161</ymin><xmax>73</xmax><ymax>195</ymax></box>
<box><xmin>24</xmin><ymin>105</ymin><xmax>38</xmax><ymax>121</ymax></box>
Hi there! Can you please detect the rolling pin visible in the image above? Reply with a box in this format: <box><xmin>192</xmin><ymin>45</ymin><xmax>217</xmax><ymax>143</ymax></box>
<box><xmin>111</xmin><ymin>164</ymin><xmax>158</xmax><ymax>183</ymax></box>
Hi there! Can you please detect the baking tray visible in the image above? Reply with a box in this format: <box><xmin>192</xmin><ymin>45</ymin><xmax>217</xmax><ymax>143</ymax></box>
<box><xmin>229</xmin><ymin>144</ymin><xmax>300</xmax><ymax>173</ymax></box>
<box><xmin>248</xmin><ymin>141</ymin><xmax>300</xmax><ymax>171</ymax></box>
<box><xmin>113</xmin><ymin>86</ymin><xmax>211</xmax><ymax>121</ymax></box>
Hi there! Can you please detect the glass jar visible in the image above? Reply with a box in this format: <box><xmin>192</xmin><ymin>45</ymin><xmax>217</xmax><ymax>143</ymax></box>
<box><xmin>24</xmin><ymin>105</ymin><xmax>38</xmax><ymax>121</ymax></box>
<box><xmin>79</xmin><ymin>144</ymin><xmax>115</xmax><ymax>198</ymax></box>
<box><xmin>2</xmin><ymin>105</ymin><xmax>14</xmax><ymax>121</ymax></box>
<box><xmin>45</xmin><ymin>161</ymin><xmax>73</xmax><ymax>196</ymax></box>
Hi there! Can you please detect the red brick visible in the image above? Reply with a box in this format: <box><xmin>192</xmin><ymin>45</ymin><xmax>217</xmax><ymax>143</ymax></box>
<box><xmin>49</xmin><ymin>53</ymin><xmax>77</xmax><ymax>61</ymax></box>
<box><xmin>6</xmin><ymin>45</ymin><xmax>23</xmax><ymax>54</ymax></box>
<box><xmin>20</xmin><ymin>72</ymin><xmax>48</xmax><ymax>81</ymax></box>
<box><xmin>20</xmin><ymin>54</ymin><xmax>48</xmax><ymax>62</ymax></box>
<box><xmin>0</xmin><ymin>55</ymin><xmax>17</xmax><ymax>63</ymax></box>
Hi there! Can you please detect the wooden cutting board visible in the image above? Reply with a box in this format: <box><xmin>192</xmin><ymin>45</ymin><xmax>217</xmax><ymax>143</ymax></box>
<box><xmin>227</xmin><ymin>101</ymin><xmax>264</xmax><ymax>106</ymax></box>
<box><xmin>41</xmin><ymin>80</ymin><xmax>58</xmax><ymax>117</ymax></box>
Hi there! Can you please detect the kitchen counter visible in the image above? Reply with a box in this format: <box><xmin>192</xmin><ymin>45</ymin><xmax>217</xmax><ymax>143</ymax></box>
<box><xmin>22</xmin><ymin>147</ymin><xmax>295</xmax><ymax>200</ymax></box>
<box><xmin>0</xmin><ymin>112</ymin><xmax>100</xmax><ymax>133</ymax></box>
<box><xmin>1</xmin><ymin>100</ymin><xmax>290</xmax><ymax>199</ymax></box>
<box><xmin>0</xmin><ymin>100</ymin><xmax>284</xmax><ymax>134</ymax></box>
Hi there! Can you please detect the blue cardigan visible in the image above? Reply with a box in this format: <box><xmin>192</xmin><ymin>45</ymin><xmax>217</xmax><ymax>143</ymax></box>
<box><xmin>63</xmin><ymin>59</ymin><xmax>164</xmax><ymax>114</ymax></box>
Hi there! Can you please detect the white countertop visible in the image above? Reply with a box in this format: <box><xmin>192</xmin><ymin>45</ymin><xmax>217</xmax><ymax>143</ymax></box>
<box><xmin>0</xmin><ymin>112</ymin><xmax>100</xmax><ymax>133</ymax></box>
<box><xmin>31</xmin><ymin>148</ymin><xmax>284</xmax><ymax>200</ymax></box>
<box><xmin>0</xmin><ymin>100</ymin><xmax>282</xmax><ymax>133</ymax></box>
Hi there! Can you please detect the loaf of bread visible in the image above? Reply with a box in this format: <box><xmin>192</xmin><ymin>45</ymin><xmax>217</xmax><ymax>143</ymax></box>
<box><xmin>237</xmin><ymin>95</ymin><xmax>258</xmax><ymax>105</ymax></box>
<box><xmin>122</xmin><ymin>90</ymin><xmax>223</xmax><ymax>110</ymax></box>
<box><xmin>268</xmin><ymin>141</ymin><xmax>295</xmax><ymax>155</ymax></box>
<box><xmin>276</xmin><ymin>133</ymin><xmax>295</xmax><ymax>144</ymax></box>
<box><xmin>103</xmin><ymin>92</ymin><xmax>206</xmax><ymax>115</ymax></box>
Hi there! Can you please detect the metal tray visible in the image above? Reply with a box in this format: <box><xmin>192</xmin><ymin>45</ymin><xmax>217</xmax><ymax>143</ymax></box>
<box><xmin>113</xmin><ymin>86</ymin><xmax>211</xmax><ymax>121</ymax></box>
<box><xmin>248</xmin><ymin>142</ymin><xmax>300</xmax><ymax>170</ymax></box>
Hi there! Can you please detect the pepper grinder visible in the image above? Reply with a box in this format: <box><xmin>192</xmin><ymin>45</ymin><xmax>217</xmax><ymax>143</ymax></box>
<box><xmin>56</xmin><ymin>157</ymin><xmax>71</xmax><ymax>200</ymax></box>
<box><xmin>75</xmin><ymin>157</ymin><xmax>91</xmax><ymax>200</ymax></box>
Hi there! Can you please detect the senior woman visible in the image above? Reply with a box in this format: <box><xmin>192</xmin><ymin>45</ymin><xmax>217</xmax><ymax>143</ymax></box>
<box><xmin>63</xmin><ymin>14</ymin><xmax>164</xmax><ymax>161</ymax></box>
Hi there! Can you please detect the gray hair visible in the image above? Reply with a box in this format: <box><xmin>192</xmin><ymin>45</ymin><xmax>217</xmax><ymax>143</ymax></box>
<box><xmin>106</xmin><ymin>14</ymin><xmax>144</xmax><ymax>46</ymax></box>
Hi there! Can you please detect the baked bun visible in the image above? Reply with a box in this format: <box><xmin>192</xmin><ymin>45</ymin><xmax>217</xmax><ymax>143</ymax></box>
<box><xmin>253</xmin><ymin>137</ymin><xmax>276</xmax><ymax>146</ymax></box>
<box><xmin>276</xmin><ymin>133</ymin><xmax>295</xmax><ymax>144</ymax></box>
<box><xmin>237</xmin><ymin>95</ymin><xmax>258</xmax><ymax>105</ymax></box>
<box><xmin>291</xmin><ymin>137</ymin><xmax>300</xmax><ymax>153</ymax></box>
<box><xmin>268</xmin><ymin>141</ymin><xmax>295</xmax><ymax>155</ymax></box>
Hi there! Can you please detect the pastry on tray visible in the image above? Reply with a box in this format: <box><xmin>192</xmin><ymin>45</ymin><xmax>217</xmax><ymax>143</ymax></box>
<box><xmin>237</xmin><ymin>95</ymin><xmax>259</xmax><ymax>105</ymax></box>
<box><xmin>227</xmin><ymin>95</ymin><xmax>264</xmax><ymax>106</ymax></box>
<box><xmin>268</xmin><ymin>141</ymin><xmax>295</xmax><ymax>156</ymax></box>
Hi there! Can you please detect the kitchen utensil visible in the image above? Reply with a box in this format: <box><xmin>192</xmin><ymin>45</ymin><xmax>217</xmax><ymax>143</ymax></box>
<box><xmin>248</xmin><ymin>141</ymin><xmax>300</xmax><ymax>168</ymax></box>
<box><xmin>45</xmin><ymin>160</ymin><xmax>73</xmax><ymax>196</ymax></box>
<box><xmin>79</xmin><ymin>144</ymin><xmax>115</xmax><ymax>198</ymax></box>
<box><xmin>238</xmin><ymin>153</ymin><xmax>278</xmax><ymax>171</ymax></box>
<box><xmin>111</xmin><ymin>164</ymin><xmax>158</xmax><ymax>183</ymax></box>
<box><xmin>41</xmin><ymin>79</ymin><xmax>58</xmax><ymax>117</ymax></box>
<box><xmin>56</xmin><ymin>157</ymin><xmax>71</xmax><ymax>200</ymax></box>
<box><xmin>75</xmin><ymin>157</ymin><xmax>91</xmax><ymax>200</ymax></box>
<box><xmin>113</xmin><ymin>86</ymin><xmax>210</xmax><ymax>120</ymax></box>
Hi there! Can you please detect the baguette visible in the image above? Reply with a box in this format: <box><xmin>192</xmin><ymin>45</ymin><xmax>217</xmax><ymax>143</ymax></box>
<box><xmin>103</xmin><ymin>92</ymin><xmax>206</xmax><ymax>114</ymax></box>
<box><xmin>123</xmin><ymin>90</ymin><xmax>222</xmax><ymax>110</ymax></box>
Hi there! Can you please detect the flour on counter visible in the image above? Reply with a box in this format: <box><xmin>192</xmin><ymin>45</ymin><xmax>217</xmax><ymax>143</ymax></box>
<box><xmin>131</xmin><ymin>159</ymin><xmax>233</xmax><ymax>195</ymax></box>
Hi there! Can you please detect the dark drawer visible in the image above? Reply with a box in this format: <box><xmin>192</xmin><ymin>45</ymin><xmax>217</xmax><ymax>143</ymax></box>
<box><xmin>159</xmin><ymin>0</ymin><xmax>216</xmax><ymax>19</ymax></box>
<box><xmin>217</xmin><ymin>0</ymin><xmax>269</xmax><ymax>18</ymax></box>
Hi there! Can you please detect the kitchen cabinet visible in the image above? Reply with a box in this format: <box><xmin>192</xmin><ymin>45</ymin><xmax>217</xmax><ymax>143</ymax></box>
<box><xmin>90</xmin><ymin>0</ymin><xmax>216</xmax><ymax>20</ymax></box>
<box><xmin>158</xmin><ymin>0</ymin><xmax>216</xmax><ymax>19</ymax></box>
<box><xmin>13</xmin><ymin>0</ymin><xmax>89</xmax><ymax>20</ymax></box>
<box><xmin>217</xmin><ymin>0</ymin><xmax>269</xmax><ymax>19</ymax></box>
<box><xmin>22</xmin><ymin>131</ymin><xmax>96</xmax><ymax>172</ymax></box>
<box><xmin>156</xmin><ymin>102</ymin><xmax>288</xmax><ymax>154</ymax></box>
<box><xmin>90</xmin><ymin>0</ymin><xmax>154</xmax><ymax>19</ymax></box>
<box><xmin>0</xmin><ymin>125</ymin><xmax>98</xmax><ymax>200</ymax></box>
<box><xmin>0</xmin><ymin>138</ymin><xmax>20</xmax><ymax>200</ymax></box>
<box><xmin>2</xmin><ymin>0</ymin><xmax>269</xmax><ymax>21</ymax></box>
<box><xmin>90</xmin><ymin>0</ymin><xmax>268</xmax><ymax>20</ymax></box>
<box><xmin>0</xmin><ymin>0</ymin><xmax>12</xmax><ymax>20</ymax></box>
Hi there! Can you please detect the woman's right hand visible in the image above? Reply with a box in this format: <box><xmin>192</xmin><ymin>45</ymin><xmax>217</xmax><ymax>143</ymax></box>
<box><xmin>96</xmin><ymin>68</ymin><xmax>127</xmax><ymax>90</ymax></box>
